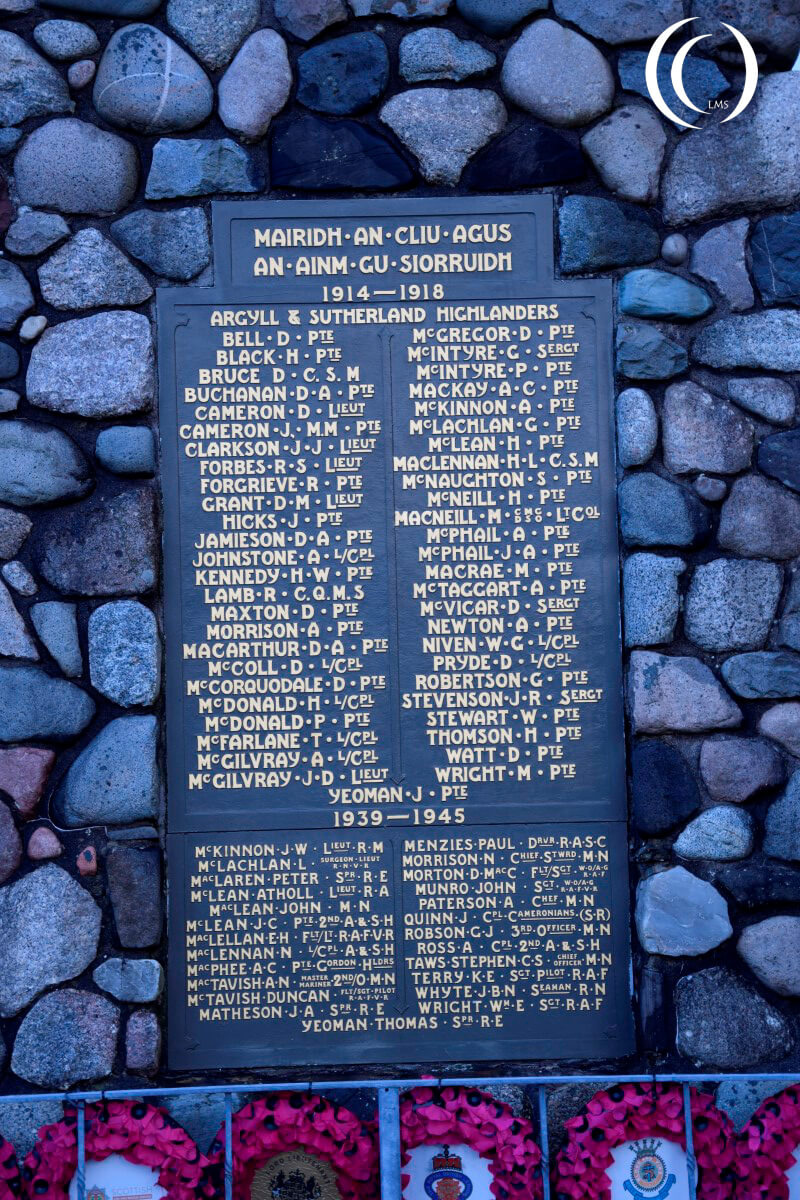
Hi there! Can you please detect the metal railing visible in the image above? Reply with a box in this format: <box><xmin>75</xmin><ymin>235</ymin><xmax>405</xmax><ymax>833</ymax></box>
<box><xmin>1</xmin><ymin>1072</ymin><xmax>794</xmax><ymax>1200</ymax></box>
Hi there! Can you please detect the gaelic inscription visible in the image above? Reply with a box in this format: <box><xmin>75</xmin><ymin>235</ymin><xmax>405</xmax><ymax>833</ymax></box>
<box><xmin>160</xmin><ymin>197</ymin><xmax>632</xmax><ymax>1069</ymax></box>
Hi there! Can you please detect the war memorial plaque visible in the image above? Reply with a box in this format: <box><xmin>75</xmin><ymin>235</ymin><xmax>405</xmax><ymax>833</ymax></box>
<box><xmin>159</xmin><ymin>196</ymin><xmax>634</xmax><ymax>1070</ymax></box>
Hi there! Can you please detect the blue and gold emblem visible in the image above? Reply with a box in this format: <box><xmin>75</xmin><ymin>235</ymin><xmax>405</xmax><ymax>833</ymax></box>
<box><xmin>623</xmin><ymin>1139</ymin><xmax>676</xmax><ymax>1200</ymax></box>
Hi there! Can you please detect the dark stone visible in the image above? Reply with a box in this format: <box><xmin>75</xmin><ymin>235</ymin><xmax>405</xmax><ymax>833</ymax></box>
<box><xmin>0</xmin><ymin>344</ymin><xmax>18</xmax><ymax>381</ymax></box>
<box><xmin>107</xmin><ymin>846</ymin><xmax>162</xmax><ymax>948</ymax></box>
<box><xmin>558</xmin><ymin>195</ymin><xmax>659</xmax><ymax>274</ymax></box>
<box><xmin>758</xmin><ymin>430</ymin><xmax>800</xmax><ymax>493</ymax></box>
<box><xmin>631</xmin><ymin>739</ymin><xmax>700</xmax><ymax>836</ymax></box>
<box><xmin>0</xmin><ymin>421</ymin><xmax>92</xmax><ymax>507</ymax></box>
<box><xmin>297</xmin><ymin>33</ymin><xmax>389</xmax><ymax>115</ymax></box>
<box><xmin>751</xmin><ymin>212</ymin><xmax>800</xmax><ymax>306</ymax></box>
<box><xmin>618</xmin><ymin>472</ymin><xmax>711</xmax><ymax>548</ymax></box>
<box><xmin>618</xmin><ymin>49</ymin><xmax>728</xmax><ymax>124</ymax></box>
<box><xmin>145</xmin><ymin>138</ymin><xmax>261</xmax><ymax>200</ymax></box>
<box><xmin>0</xmin><ymin>666</ymin><xmax>94</xmax><ymax>742</ymax></box>
<box><xmin>31</xmin><ymin>488</ymin><xmax>157</xmax><ymax>596</ymax></box>
<box><xmin>719</xmin><ymin>476</ymin><xmax>800</xmax><ymax>560</ymax></box>
<box><xmin>44</xmin><ymin>0</ymin><xmax>160</xmax><ymax>11</ymax></box>
<box><xmin>456</xmin><ymin>0</ymin><xmax>547</xmax><ymax>35</ymax></box>
<box><xmin>616</xmin><ymin>323</ymin><xmax>688</xmax><ymax>380</ymax></box>
<box><xmin>715</xmin><ymin>861</ymin><xmax>800</xmax><ymax>908</ymax></box>
<box><xmin>463</xmin><ymin>121</ymin><xmax>584</xmax><ymax>191</ymax></box>
<box><xmin>110</xmin><ymin>207</ymin><xmax>210</xmax><ymax>282</ymax></box>
<box><xmin>270</xmin><ymin>115</ymin><xmax>414</xmax><ymax>191</ymax></box>
<box><xmin>721</xmin><ymin>651</ymin><xmax>800</xmax><ymax>700</ymax></box>
<box><xmin>0</xmin><ymin>799</ymin><xmax>20</xmax><ymax>886</ymax></box>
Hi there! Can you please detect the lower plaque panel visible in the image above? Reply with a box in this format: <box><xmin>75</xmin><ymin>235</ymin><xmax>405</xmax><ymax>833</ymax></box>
<box><xmin>168</xmin><ymin>823</ymin><xmax>633</xmax><ymax>1069</ymax></box>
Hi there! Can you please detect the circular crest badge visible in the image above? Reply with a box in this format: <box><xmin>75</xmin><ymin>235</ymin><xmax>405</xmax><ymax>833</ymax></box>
<box><xmin>423</xmin><ymin>1148</ymin><xmax>474</xmax><ymax>1200</ymax></box>
<box><xmin>630</xmin><ymin>1142</ymin><xmax>667</xmax><ymax>1194</ymax></box>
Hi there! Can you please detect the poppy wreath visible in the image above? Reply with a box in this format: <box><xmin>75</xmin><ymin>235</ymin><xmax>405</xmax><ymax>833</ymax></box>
<box><xmin>737</xmin><ymin>1086</ymin><xmax>800</xmax><ymax>1199</ymax></box>
<box><xmin>21</xmin><ymin>1100</ymin><xmax>207</xmax><ymax>1200</ymax></box>
<box><xmin>0</xmin><ymin>1136</ymin><xmax>21</xmax><ymax>1199</ymax></box>
<box><xmin>553</xmin><ymin>1083</ymin><xmax>737</xmax><ymax>1200</ymax></box>
<box><xmin>399</xmin><ymin>1085</ymin><xmax>543</xmax><ymax>1200</ymax></box>
<box><xmin>203</xmin><ymin>1092</ymin><xmax>380</xmax><ymax>1200</ymax></box>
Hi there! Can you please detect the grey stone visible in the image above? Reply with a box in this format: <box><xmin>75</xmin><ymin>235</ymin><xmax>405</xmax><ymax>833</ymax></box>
<box><xmin>0</xmin><ymin>130</ymin><xmax>19</xmax><ymax>156</ymax></box>
<box><xmin>55</xmin><ymin>715</ymin><xmax>158</xmax><ymax>828</ymax></box>
<box><xmin>690</xmin><ymin>220</ymin><xmax>754</xmax><ymax>312</ymax></box>
<box><xmin>663</xmin><ymin>381</ymin><xmax>753</xmax><ymax>475</ymax></box>
<box><xmin>95</xmin><ymin>427</ymin><xmax>155</xmax><ymax>476</ymax></box>
<box><xmin>274</xmin><ymin>0</ymin><xmax>347</xmax><ymax>41</ymax></box>
<box><xmin>349</xmin><ymin>0</ymin><xmax>450</xmax><ymax>14</ymax></box>
<box><xmin>728</xmin><ymin>377</ymin><xmax>795</xmax><ymax>425</ymax></box>
<box><xmin>695</xmin><ymin>310</ymin><xmax>800</xmax><ymax>372</ymax></box>
<box><xmin>765</xmin><ymin>773</ymin><xmax>800</xmax><ymax>860</ymax></box>
<box><xmin>0</xmin><ymin>262</ymin><xmax>34</xmax><ymax>334</ymax></box>
<box><xmin>616</xmin><ymin>323</ymin><xmax>687</xmax><ymax>380</ymax></box>
<box><xmin>94</xmin><ymin>25</ymin><xmax>213</xmax><ymax>134</ymax></box>
<box><xmin>166</xmin><ymin>0</ymin><xmax>259</xmax><ymax>70</ymax></box>
<box><xmin>685</xmin><ymin>560</ymin><xmax>781</xmax><ymax>654</ymax></box>
<box><xmin>663</xmin><ymin>75</ymin><xmax>800</xmax><ymax>226</ymax></box>
<box><xmin>662</xmin><ymin>234</ymin><xmax>688</xmax><ymax>266</ymax></box>
<box><xmin>0</xmin><ymin>392</ymin><xmax>17</xmax><ymax>415</ymax></box>
<box><xmin>619</xmin><ymin>270</ymin><xmax>713</xmax><ymax>321</ymax></box>
<box><xmin>690</xmin><ymin>0</ymin><xmax>800</xmax><ymax>57</ymax></box>
<box><xmin>623</xmin><ymin>553</ymin><xmax>684</xmax><ymax>647</ymax></box>
<box><xmin>14</xmin><ymin>119</ymin><xmax>138</xmax><ymax>216</ymax></box>
<box><xmin>93</xmin><ymin>957</ymin><xmax>163</xmax><ymax>1003</ymax></box>
<box><xmin>456</xmin><ymin>0</ymin><xmax>546</xmax><ymax>34</ymax></box>
<box><xmin>722</xmin><ymin>651</ymin><xmax>800</xmax><ymax>700</ymax></box>
<box><xmin>582</xmin><ymin>106</ymin><xmax>666</xmax><ymax>204</ymax></box>
<box><xmin>0</xmin><ymin>580</ymin><xmax>36</xmax><ymax>660</ymax></box>
<box><xmin>146</xmin><ymin>137</ymin><xmax>260</xmax><ymax>200</ymax></box>
<box><xmin>39</xmin><ymin>228</ymin><xmax>151</xmax><ymax>311</ymax></box>
<box><xmin>760</xmin><ymin>703</ymin><xmax>800</xmax><ymax>758</ymax></box>
<box><xmin>616</xmin><ymin>387</ymin><xmax>657</xmax><ymax>467</ymax></box>
<box><xmin>0</xmin><ymin>799</ymin><xmax>21</xmax><ymax>884</ymax></box>
<box><xmin>107</xmin><ymin>845</ymin><xmax>162</xmax><ymax>947</ymax></box>
<box><xmin>559</xmin><ymin>196</ymin><xmax>659</xmax><ymax>274</ymax></box>
<box><xmin>0</xmin><ymin>32</ymin><xmax>73</xmax><ymax>127</ymax></box>
<box><xmin>676</xmin><ymin>967</ymin><xmax>794</xmax><ymax>1068</ymax></box>
<box><xmin>28</xmin><ymin>311</ymin><xmax>153</xmax><ymax>419</ymax></box>
<box><xmin>12</xmin><ymin>988</ymin><xmax>119</xmax><ymax>1089</ymax></box>
<box><xmin>0</xmin><ymin>865</ymin><xmax>100</xmax><ymax>1016</ymax></box>
<box><xmin>675</xmin><ymin>807</ymin><xmax>754</xmax><ymax>861</ymax></box>
<box><xmin>628</xmin><ymin>651</ymin><xmax>741</xmax><ymax>734</ymax></box>
<box><xmin>89</xmin><ymin>601</ymin><xmax>160</xmax><ymax>707</ymax></box>
<box><xmin>553</xmin><ymin>0</ymin><xmax>683</xmax><ymax>43</ymax></box>
<box><xmin>0</xmin><ymin>0</ymin><xmax>33</xmax><ymax>9</ymax></box>
<box><xmin>126</xmin><ymin>1009</ymin><xmax>160</xmax><ymax>1074</ymax></box>
<box><xmin>0</xmin><ymin>666</ymin><xmax>93</xmax><ymax>742</ymax></box>
<box><xmin>501</xmin><ymin>19</ymin><xmax>614</xmax><ymax>128</ymax></box>
<box><xmin>618</xmin><ymin>473</ymin><xmax>710</xmax><ymax>548</ymax></box>
<box><xmin>381</xmin><ymin>88</ymin><xmax>505</xmax><ymax>185</ymax></box>
<box><xmin>30</xmin><ymin>602</ymin><xmax>81</xmax><ymax>678</ymax></box>
<box><xmin>719</xmin><ymin>476</ymin><xmax>800</xmax><ymax>560</ymax></box>
<box><xmin>694</xmin><ymin>475</ymin><xmax>727</xmax><ymax>503</ymax></box>
<box><xmin>33</xmin><ymin>20</ymin><xmax>100</xmax><ymax>61</ymax></box>
<box><xmin>218</xmin><ymin>30</ymin><xmax>292</xmax><ymax>141</ymax></box>
<box><xmin>400</xmin><ymin>29</ymin><xmax>494</xmax><ymax>82</ymax></box>
<box><xmin>738</xmin><ymin>917</ymin><xmax>800</xmax><ymax>996</ymax></box>
<box><xmin>758</xmin><ymin>430</ymin><xmax>800</xmax><ymax>494</ymax></box>
<box><xmin>111</xmin><ymin>208</ymin><xmax>209</xmax><ymax>282</ymax></box>
<box><xmin>0</xmin><ymin>1102</ymin><xmax>63</xmax><ymax>1161</ymax></box>
<box><xmin>0</xmin><ymin>421</ymin><xmax>91</xmax><ymax>507</ymax></box>
<box><xmin>0</xmin><ymin>509</ymin><xmax>31</xmax><ymax>560</ymax></box>
<box><xmin>31</xmin><ymin>487</ymin><xmax>157</xmax><ymax>596</ymax></box>
<box><xmin>636</xmin><ymin>867</ymin><xmax>731</xmax><ymax>956</ymax></box>
<box><xmin>20</xmin><ymin>316</ymin><xmax>48</xmax><ymax>343</ymax></box>
<box><xmin>69</xmin><ymin>60</ymin><xmax>102</xmax><ymax>89</ymax></box>
<box><xmin>2</xmin><ymin>562</ymin><xmax>36</xmax><ymax>597</ymax></box>
<box><xmin>4</xmin><ymin>211</ymin><xmax>69</xmax><ymax>258</ymax></box>
<box><xmin>705</xmin><ymin>734</ymin><xmax>786</xmax><ymax>801</ymax></box>
<box><xmin>715</xmin><ymin>1081</ymin><xmax>793</xmax><ymax>1132</ymax></box>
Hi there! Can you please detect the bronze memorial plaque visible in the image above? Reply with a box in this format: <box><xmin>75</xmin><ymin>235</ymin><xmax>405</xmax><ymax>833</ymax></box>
<box><xmin>159</xmin><ymin>196</ymin><xmax>633</xmax><ymax>1069</ymax></box>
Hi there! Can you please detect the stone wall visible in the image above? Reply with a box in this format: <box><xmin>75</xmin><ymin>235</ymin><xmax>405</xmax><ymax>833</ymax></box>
<box><xmin>1</xmin><ymin>0</ymin><xmax>800</xmax><ymax>1118</ymax></box>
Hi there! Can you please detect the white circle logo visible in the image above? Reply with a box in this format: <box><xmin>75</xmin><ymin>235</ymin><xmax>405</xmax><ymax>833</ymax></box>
<box><xmin>645</xmin><ymin>18</ymin><xmax>759</xmax><ymax>129</ymax></box>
